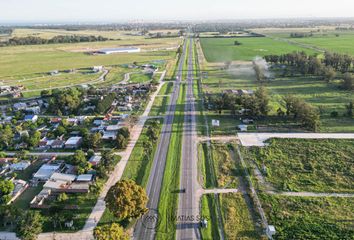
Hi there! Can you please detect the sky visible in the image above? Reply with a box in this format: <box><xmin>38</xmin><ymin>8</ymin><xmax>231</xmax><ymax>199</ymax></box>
<box><xmin>1</xmin><ymin>0</ymin><xmax>354</xmax><ymax>23</ymax></box>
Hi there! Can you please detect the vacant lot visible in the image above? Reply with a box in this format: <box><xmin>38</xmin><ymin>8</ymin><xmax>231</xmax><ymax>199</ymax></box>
<box><xmin>220</xmin><ymin>193</ymin><xmax>260</xmax><ymax>240</ymax></box>
<box><xmin>200</xmin><ymin>142</ymin><xmax>239</xmax><ymax>188</ymax></box>
<box><xmin>200</xmin><ymin>37</ymin><xmax>316</xmax><ymax>62</ymax></box>
<box><xmin>243</xmin><ymin>138</ymin><xmax>354</xmax><ymax>193</ymax></box>
<box><xmin>260</xmin><ymin>193</ymin><xmax>354</xmax><ymax>239</ymax></box>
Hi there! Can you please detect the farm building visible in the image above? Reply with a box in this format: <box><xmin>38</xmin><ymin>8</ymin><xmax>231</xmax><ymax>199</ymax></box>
<box><xmin>97</xmin><ymin>47</ymin><xmax>141</xmax><ymax>54</ymax></box>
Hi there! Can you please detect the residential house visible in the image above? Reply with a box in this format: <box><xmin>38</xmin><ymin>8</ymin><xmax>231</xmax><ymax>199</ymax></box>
<box><xmin>24</xmin><ymin>115</ymin><xmax>38</xmax><ymax>123</ymax></box>
<box><xmin>10</xmin><ymin>161</ymin><xmax>31</xmax><ymax>171</ymax></box>
<box><xmin>64</xmin><ymin>137</ymin><xmax>83</xmax><ymax>149</ymax></box>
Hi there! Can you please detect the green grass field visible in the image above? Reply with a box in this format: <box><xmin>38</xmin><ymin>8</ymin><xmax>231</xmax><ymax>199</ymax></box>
<box><xmin>253</xmin><ymin>28</ymin><xmax>354</xmax><ymax>55</ymax></box>
<box><xmin>200</xmin><ymin>37</ymin><xmax>316</xmax><ymax>62</ymax></box>
<box><xmin>200</xmin><ymin>61</ymin><xmax>354</xmax><ymax>132</ymax></box>
<box><xmin>0</xmin><ymin>38</ymin><xmax>179</xmax><ymax>78</ymax></box>
<box><xmin>260</xmin><ymin>194</ymin><xmax>354</xmax><ymax>239</ymax></box>
<box><xmin>243</xmin><ymin>138</ymin><xmax>354</xmax><ymax>193</ymax></box>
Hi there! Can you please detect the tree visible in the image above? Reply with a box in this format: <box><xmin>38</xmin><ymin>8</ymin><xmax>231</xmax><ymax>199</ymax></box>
<box><xmin>0</xmin><ymin>179</ymin><xmax>14</xmax><ymax>204</ymax></box>
<box><xmin>342</xmin><ymin>72</ymin><xmax>353</xmax><ymax>90</ymax></box>
<box><xmin>57</xmin><ymin>193</ymin><xmax>68</xmax><ymax>202</ymax></box>
<box><xmin>322</xmin><ymin>66</ymin><xmax>336</xmax><ymax>82</ymax></box>
<box><xmin>16</xmin><ymin>211</ymin><xmax>43</xmax><ymax>240</ymax></box>
<box><xmin>105</xmin><ymin>180</ymin><xmax>148</xmax><ymax>220</ymax></box>
<box><xmin>72</xmin><ymin>150</ymin><xmax>91</xmax><ymax>174</ymax></box>
<box><xmin>0</xmin><ymin>125</ymin><xmax>14</xmax><ymax>149</ymax></box>
<box><xmin>346</xmin><ymin>101</ymin><xmax>354</xmax><ymax>117</ymax></box>
<box><xmin>255</xmin><ymin>87</ymin><xmax>270</xmax><ymax>116</ymax></box>
<box><xmin>26</xmin><ymin>131</ymin><xmax>41</xmax><ymax>147</ymax></box>
<box><xmin>94</xmin><ymin>223</ymin><xmax>129</xmax><ymax>240</ymax></box>
<box><xmin>88</xmin><ymin>132</ymin><xmax>102</xmax><ymax>149</ymax></box>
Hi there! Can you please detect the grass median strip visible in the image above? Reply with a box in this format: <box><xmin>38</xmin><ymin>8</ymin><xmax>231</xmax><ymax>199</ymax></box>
<box><xmin>156</xmin><ymin>83</ymin><xmax>186</xmax><ymax>240</ymax></box>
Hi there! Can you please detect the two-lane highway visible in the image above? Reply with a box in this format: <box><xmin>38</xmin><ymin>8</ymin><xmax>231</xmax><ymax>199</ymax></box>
<box><xmin>134</xmin><ymin>39</ymin><xmax>188</xmax><ymax>240</ymax></box>
<box><xmin>176</xmin><ymin>38</ymin><xmax>202</xmax><ymax>240</ymax></box>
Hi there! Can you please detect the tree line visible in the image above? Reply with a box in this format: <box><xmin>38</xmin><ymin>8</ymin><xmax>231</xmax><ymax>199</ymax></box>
<box><xmin>264</xmin><ymin>51</ymin><xmax>353</xmax><ymax>90</ymax></box>
<box><xmin>206</xmin><ymin>87</ymin><xmax>321</xmax><ymax>131</ymax></box>
<box><xmin>0</xmin><ymin>35</ymin><xmax>109</xmax><ymax>47</ymax></box>
<box><xmin>290</xmin><ymin>32</ymin><xmax>313</xmax><ymax>38</ymax></box>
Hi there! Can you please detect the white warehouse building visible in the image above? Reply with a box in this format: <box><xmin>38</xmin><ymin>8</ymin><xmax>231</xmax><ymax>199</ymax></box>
<box><xmin>97</xmin><ymin>47</ymin><xmax>141</xmax><ymax>54</ymax></box>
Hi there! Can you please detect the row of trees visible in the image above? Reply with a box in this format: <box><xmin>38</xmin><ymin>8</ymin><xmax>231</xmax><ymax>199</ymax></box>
<box><xmin>282</xmin><ymin>95</ymin><xmax>321</xmax><ymax>131</ymax></box>
<box><xmin>206</xmin><ymin>87</ymin><xmax>270</xmax><ymax>117</ymax></box>
<box><xmin>1</xmin><ymin>35</ymin><xmax>108</xmax><ymax>47</ymax></box>
<box><xmin>289</xmin><ymin>32</ymin><xmax>313</xmax><ymax>38</ymax></box>
<box><xmin>264</xmin><ymin>51</ymin><xmax>353</xmax><ymax>73</ymax></box>
<box><xmin>96</xmin><ymin>92</ymin><xmax>116</xmax><ymax>114</ymax></box>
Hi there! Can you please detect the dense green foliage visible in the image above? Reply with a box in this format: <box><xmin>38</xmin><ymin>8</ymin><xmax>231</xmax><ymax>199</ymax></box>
<box><xmin>105</xmin><ymin>180</ymin><xmax>148</xmax><ymax>220</ymax></box>
<box><xmin>96</xmin><ymin>92</ymin><xmax>116</xmax><ymax>114</ymax></box>
<box><xmin>260</xmin><ymin>194</ymin><xmax>354</xmax><ymax>240</ymax></box>
<box><xmin>94</xmin><ymin>223</ymin><xmax>129</xmax><ymax>240</ymax></box>
<box><xmin>0</xmin><ymin>179</ymin><xmax>15</xmax><ymax>204</ymax></box>
<box><xmin>16</xmin><ymin>211</ymin><xmax>43</xmax><ymax>240</ymax></box>
<box><xmin>1</xmin><ymin>35</ymin><xmax>108</xmax><ymax>47</ymax></box>
<box><xmin>245</xmin><ymin>139</ymin><xmax>354</xmax><ymax>192</ymax></box>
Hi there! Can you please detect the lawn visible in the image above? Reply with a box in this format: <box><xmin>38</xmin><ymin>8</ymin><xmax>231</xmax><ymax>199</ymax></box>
<box><xmin>12</xmin><ymin>184</ymin><xmax>43</xmax><ymax>210</ymax></box>
<box><xmin>200</xmin><ymin>37</ymin><xmax>316</xmax><ymax>62</ymax></box>
<box><xmin>260</xmin><ymin>193</ymin><xmax>354</xmax><ymax>239</ymax></box>
<box><xmin>129</xmin><ymin>72</ymin><xmax>152</xmax><ymax>84</ymax></box>
<box><xmin>220</xmin><ymin>193</ymin><xmax>261</xmax><ymax>240</ymax></box>
<box><xmin>243</xmin><ymin>138</ymin><xmax>354</xmax><ymax>193</ymax></box>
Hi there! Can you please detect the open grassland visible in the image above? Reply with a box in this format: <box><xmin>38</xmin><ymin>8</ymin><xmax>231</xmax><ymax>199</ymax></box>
<box><xmin>200</xmin><ymin>37</ymin><xmax>316</xmax><ymax>62</ymax></box>
<box><xmin>0</xmin><ymin>38</ymin><xmax>179</xmax><ymax>78</ymax></box>
<box><xmin>220</xmin><ymin>193</ymin><xmax>260</xmax><ymax>240</ymax></box>
<box><xmin>243</xmin><ymin>138</ymin><xmax>354</xmax><ymax>193</ymax></box>
<box><xmin>156</xmin><ymin>83</ymin><xmax>185</xmax><ymax>240</ymax></box>
<box><xmin>260</xmin><ymin>194</ymin><xmax>354</xmax><ymax>239</ymax></box>
<box><xmin>129</xmin><ymin>72</ymin><xmax>152</xmax><ymax>83</ymax></box>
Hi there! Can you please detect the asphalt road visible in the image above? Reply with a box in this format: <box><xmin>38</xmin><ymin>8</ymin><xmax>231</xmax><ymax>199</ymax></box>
<box><xmin>176</xmin><ymin>38</ymin><xmax>201</xmax><ymax>240</ymax></box>
<box><xmin>133</xmin><ymin>39</ymin><xmax>188</xmax><ymax>240</ymax></box>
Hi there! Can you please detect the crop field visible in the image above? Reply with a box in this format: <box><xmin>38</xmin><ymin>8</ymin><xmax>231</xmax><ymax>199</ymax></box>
<box><xmin>251</xmin><ymin>27</ymin><xmax>354</xmax><ymax>55</ymax></box>
<box><xmin>199</xmin><ymin>37</ymin><xmax>316</xmax><ymax>62</ymax></box>
<box><xmin>220</xmin><ymin>193</ymin><xmax>260</xmax><ymax>240</ymax></box>
<box><xmin>260</xmin><ymin>194</ymin><xmax>354</xmax><ymax>239</ymax></box>
<box><xmin>243</xmin><ymin>138</ymin><xmax>354</xmax><ymax>193</ymax></box>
